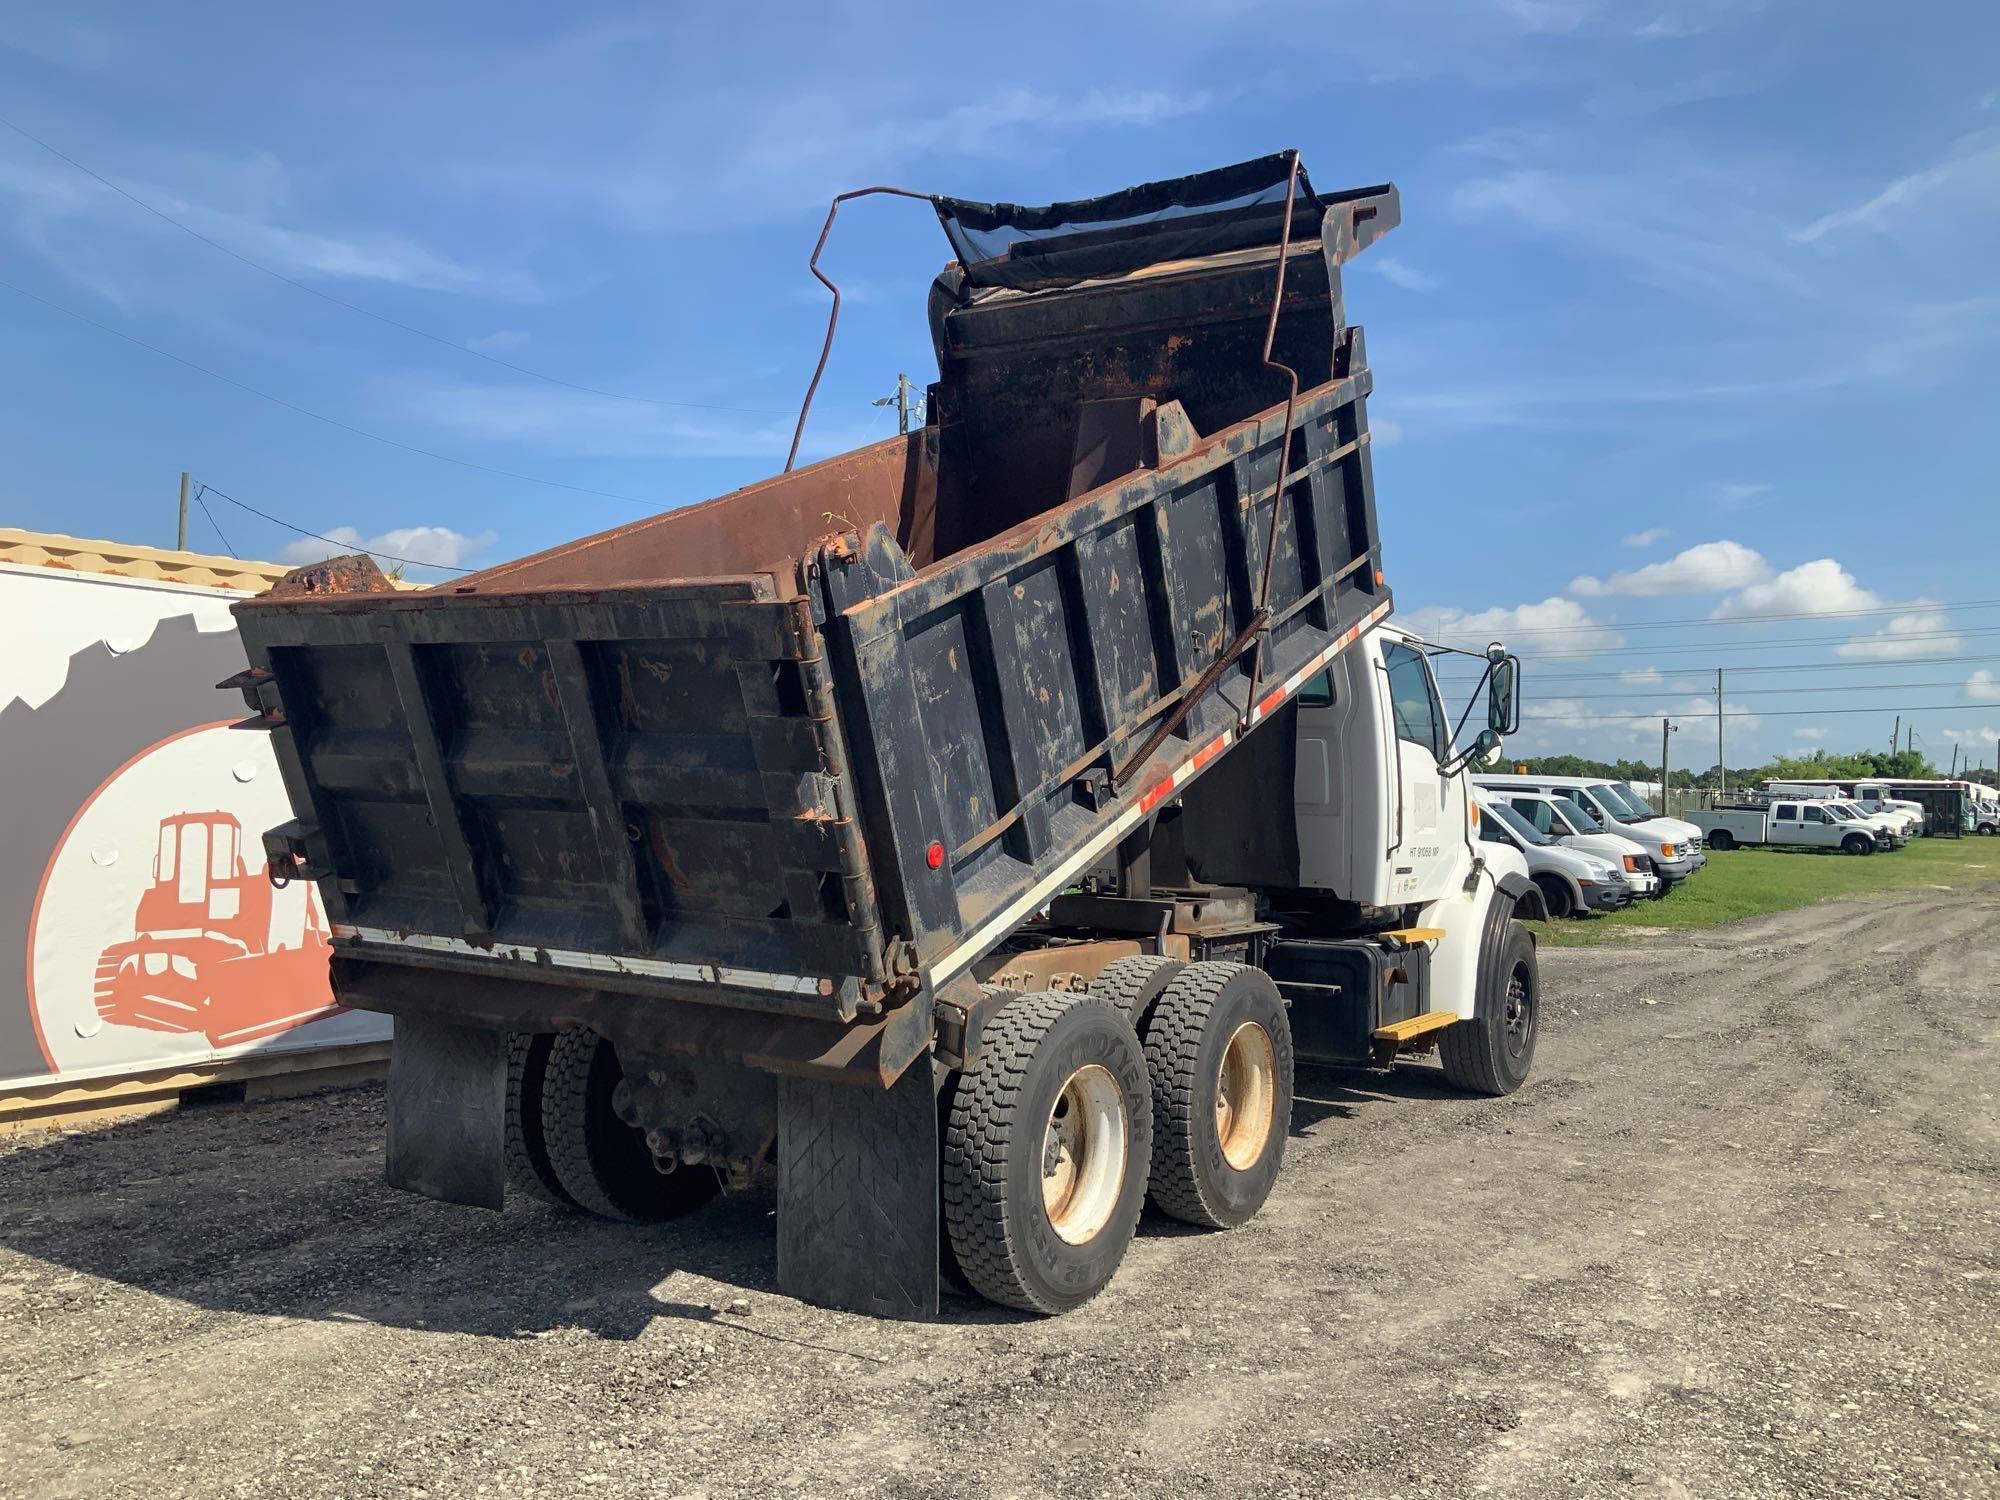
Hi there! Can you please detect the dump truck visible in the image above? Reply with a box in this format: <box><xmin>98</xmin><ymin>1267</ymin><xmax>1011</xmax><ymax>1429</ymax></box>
<box><xmin>222</xmin><ymin>154</ymin><xmax>1541</xmax><ymax>1319</ymax></box>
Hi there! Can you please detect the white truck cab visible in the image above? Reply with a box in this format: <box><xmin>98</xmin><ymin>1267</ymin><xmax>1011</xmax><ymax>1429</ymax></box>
<box><xmin>1473</xmin><ymin>775</ymin><xmax>1703</xmax><ymax>885</ymax></box>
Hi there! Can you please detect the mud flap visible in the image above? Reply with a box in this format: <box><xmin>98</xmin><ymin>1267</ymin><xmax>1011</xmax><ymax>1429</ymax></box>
<box><xmin>385</xmin><ymin>1016</ymin><xmax>507</xmax><ymax>1210</ymax></box>
<box><xmin>775</xmin><ymin>1059</ymin><xmax>939</xmax><ymax>1319</ymax></box>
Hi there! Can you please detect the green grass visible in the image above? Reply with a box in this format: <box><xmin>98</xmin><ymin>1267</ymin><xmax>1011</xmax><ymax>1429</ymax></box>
<box><xmin>1531</xmin><ymin>835</ymin><xmax>2000</xmax><ymax>946</ymax></box>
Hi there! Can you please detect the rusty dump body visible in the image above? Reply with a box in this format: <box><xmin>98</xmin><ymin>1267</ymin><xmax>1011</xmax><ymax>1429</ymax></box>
<box><xmin>230</xmin><ymin>154</ymin><xmax>1400</xmax><ymax>1091</ymax></box>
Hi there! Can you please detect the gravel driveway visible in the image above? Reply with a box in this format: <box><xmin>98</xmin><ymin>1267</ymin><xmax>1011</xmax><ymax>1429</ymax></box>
<box><xmin>2</xmin><ymin>889</ymin><xmax>1995</xmax><ymax>1499</ymax></box>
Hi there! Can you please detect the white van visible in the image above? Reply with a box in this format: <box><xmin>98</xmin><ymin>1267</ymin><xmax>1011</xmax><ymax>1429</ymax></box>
<box><xmin>1483</xmin><ymin>790</ymin><xmax>1663</xmax><ymax>899</ymax></box>
<box><xmin>1473</xmin><ymin>792</ymin><xmax>1658</xmax><ymax>909</ymax></box>
<box><xmin>1473</xmin><ymin>775</ymin><xmax>1704</xmax><ymax>885</ymax></box>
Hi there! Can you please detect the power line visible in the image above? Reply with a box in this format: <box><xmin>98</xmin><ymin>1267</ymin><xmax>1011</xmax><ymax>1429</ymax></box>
<box><xmin>1528</xmin><ymin>703</ymin><xmax>1996</xmax><ymax>724</ymax></box>
<box><xmin>1421</xmin><ymin>596</ymin><xmax>2000</xmax><ymax>639</ymax></box>
<box><xmin>1506</xmin><ymin>680</ymin><xmax>1993</xmax><ymax>703</ymax></box>
<box><xmin>1501</xmin><ymin>626</ymin><xmax>2000</xmax><ymax>661</ymax></box>
<box><xmin>0</xmin><ymin>274</ymin><xmax>660</xmax><ymax>507</ymax></box>
<box><xmin>0</xmin><ymin>111</ymin><xmax>783</xmax><ymax>417</ymax></box>
<box><xmin>189</xmin><ymin>484</ymin><xmax>239</xmax><ymax>557</ymax></box>
<box><xmin>1439</xmin><ymin>655</ymin><xmax>2000</xmax><ymax>682</ymax></box>
<box><xmin>197</xmin><ymin>480</ymin><xmax>478</xmax><ymax>573</ymax></box>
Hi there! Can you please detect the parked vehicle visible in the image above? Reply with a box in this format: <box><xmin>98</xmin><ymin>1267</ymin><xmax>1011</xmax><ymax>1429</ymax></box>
<box><xmin>1764</xmin><ymin>780</ymin><xmax>1923</xmax><ymax>837</ymax></box>
<box><xmin>1472</xmin><ymin>795</ymin><xmax>1630</xmax><ymax>917</ymax></box>
<box><xmin>1488</xmin><ymin>792</ymin><xmax>1661</xmax><ymax>900</ymax></box>
<box><xmin>1762</xmin><ymin>778</ymin><xmax>1966</xmax><ymax>836</ymax></box>
<box><xmin>1474</xmin><ymin>775</ymin><xmax>1703</xmax><ymax>886</ymax></box>
<box><xmin>1976</xmin><ymin>797</ymin><xmax>2000</xmax><ymax>837</ymax></box>
<box><xmin>223</xmin><ymin>156</ymin><xmax>1548</xmax><ymax>1320</ymax></box>
<box><xmin>1690</xmin><ymin>800</ymin><xmax>1881</xmax><ymax>854</ymax></box>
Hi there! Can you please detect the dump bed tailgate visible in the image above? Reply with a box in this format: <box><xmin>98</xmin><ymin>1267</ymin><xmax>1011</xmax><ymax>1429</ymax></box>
<box><xmin>234</xmin><ymin>578</ymin><xmax>886</xmax><ymax>1018</ymax></box>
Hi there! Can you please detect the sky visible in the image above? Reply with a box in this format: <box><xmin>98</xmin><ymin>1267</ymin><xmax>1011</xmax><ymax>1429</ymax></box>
<box><xmin>2</xmin><ymin>1</ymin><xmax>1996</xmax><ymax>771</ymax></box>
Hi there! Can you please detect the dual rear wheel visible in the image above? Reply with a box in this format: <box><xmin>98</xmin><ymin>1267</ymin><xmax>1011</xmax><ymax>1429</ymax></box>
<box><xmin>941</xmin><ymin>961</ymin><xmax>1294</xmax><ymax>1313</ymax></box>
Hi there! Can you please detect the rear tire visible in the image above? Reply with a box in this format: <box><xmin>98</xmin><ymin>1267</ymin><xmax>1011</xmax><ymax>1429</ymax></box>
<box><xmin>1439</xmin><ymin>921</ymin><xmax>1538</xmax><ymax>1097</ymax></box>
<box><xmin>1707</xmin><ymin>829</ymin><xmax>1734</xmax><ymax>851</ymax></box>
<box><xmin>1090</xmin><ymin>954</ymin><xmax>1185</xmax><ymax>1034</ymax></box>
<box><xmin>1141</xmin><ymin>962</ymin><xmax>1294</xmax><ymax>1229</ymax></box>
<box><xmin>941</xmin><ymin>992</ymin><xmax>1151</xmax><ymax>1315</ymax></box>
<box><xmin>540</xmin><ymin>1031</ymin><xmax>723</xmax><ymax>1223</ymax></box>
<box><xmin>505</xmin><ymin>1032</ymin><xmax>575</xmax><ymax>1209</ymax></box>
<box><xmin>1533</xmin><ymin>875</ymin><xmax>1576</xmax><ymax>920</ymax></box>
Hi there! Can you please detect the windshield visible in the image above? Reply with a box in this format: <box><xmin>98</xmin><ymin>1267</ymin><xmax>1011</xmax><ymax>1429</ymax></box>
<box><xmin>1609</xmin><ymin>781</ymin><xmax>1658</xmax><ymax>818</ymax></box>
<box><xmin>1591</xmin><ymin>784</ymin><xmax>1646</xmax><ymax>820</ymax></box>
<box><xmin>1823</xmin><ymin>803</ymin><xmax>1857</xmax><ymax>820</ymax></box>
<box><xmin>1485</xmin><ymin>800</ymin><xmax>1553</xmax><ymax>846</ymax></box>
<box><xmin>1548</xmin><ymin>799</ymin><xmax>1601</xmax><ymax>833</ymax></box>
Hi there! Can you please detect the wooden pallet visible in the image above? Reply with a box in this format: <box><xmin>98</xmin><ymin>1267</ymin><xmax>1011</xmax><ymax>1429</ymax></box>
<box><xmin>0</xmin><ymin>1043</ymin><xmax>390</xmax><ymax>1135</ymax></box>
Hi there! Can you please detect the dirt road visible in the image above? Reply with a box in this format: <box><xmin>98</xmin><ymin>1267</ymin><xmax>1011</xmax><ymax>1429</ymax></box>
<box><xmin>3</xmin><ymin>890</ymin><xmax>1996</xmax><ymax>1499</ymax></box>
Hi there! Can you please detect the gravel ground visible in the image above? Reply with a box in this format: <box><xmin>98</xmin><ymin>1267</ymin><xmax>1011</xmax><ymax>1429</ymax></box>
<box><xmin>2</xmin><ymin>888</ymin><xmax>1996</xmax><ymax>1499</ymax></box>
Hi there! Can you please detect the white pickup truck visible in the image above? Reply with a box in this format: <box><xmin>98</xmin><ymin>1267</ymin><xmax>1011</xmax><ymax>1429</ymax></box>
<box><xmin>1690</xmin><ymin>799</ymin><xmax>1882</xmax><ymax>855</ymax></box>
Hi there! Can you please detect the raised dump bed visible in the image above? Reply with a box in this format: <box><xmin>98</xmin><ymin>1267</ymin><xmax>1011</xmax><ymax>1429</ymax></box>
<box><xmin>233</xmin><ymin>155</ymin><xmax>1397</xmax><ymax>1045</ymax></box>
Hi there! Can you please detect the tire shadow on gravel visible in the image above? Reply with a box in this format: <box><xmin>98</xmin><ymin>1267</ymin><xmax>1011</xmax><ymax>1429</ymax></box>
<box><xmin>0</xmin><ymin>1088</ymin><xmax>796</xmax><ymax>1345</ymax></box>
<box><xmin>1290</xmin><ymin>1059</ymin><xmax>1461</xmax><ymax>1129</ymax></box>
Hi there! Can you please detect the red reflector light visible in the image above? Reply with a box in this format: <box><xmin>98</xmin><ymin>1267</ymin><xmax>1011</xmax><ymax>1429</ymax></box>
<box><xmin>926</xmin><ymin>841</ymin><xmax>945</xmax><ymax>870</ymax></box>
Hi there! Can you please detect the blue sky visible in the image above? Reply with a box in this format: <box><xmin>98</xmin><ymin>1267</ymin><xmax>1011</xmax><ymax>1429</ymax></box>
<box><xmin>3</xmin><ymin>2</ymin><xmax>1996</xmax><ymax>769</ymax></box>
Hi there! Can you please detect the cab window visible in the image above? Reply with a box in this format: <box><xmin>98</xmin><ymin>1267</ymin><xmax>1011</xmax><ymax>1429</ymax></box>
<box><xmin>1804</xmin><ymin>805</ymin><xmax>1828</xmax><ymax>824</ymax></box>
<box><xmin>1382</xmin><ymin>642</ymin><xmax>1445</xmax><ymax>760</ymax></box>
<box><xmin>1478</xmin><ymin>815</ymin><xmax>1514</xmax><ymax>847</ymax></box>
<box><xmin>1775</xmin><ymin>805</ymin><xmax>1797</xmax><ymax>821</ymax></box>
<box><xmin>1511</xmin><ymin>797</ymin><xmax>1555</xmax><ymax>836</ymax></box>
<box><xmin>1298</xmin><ymin>669</ymin><xmax>1334</xmax><ymax>707</ymax></box>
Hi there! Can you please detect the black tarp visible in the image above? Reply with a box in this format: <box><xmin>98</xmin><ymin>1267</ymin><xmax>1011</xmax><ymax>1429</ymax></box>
<box><xmin>934</xmin><ymin>153</ymin><xmax>1322</xmax><ymax>295</ymax></box>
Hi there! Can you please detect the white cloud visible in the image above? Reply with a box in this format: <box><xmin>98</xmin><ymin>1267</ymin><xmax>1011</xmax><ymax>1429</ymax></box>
<box><xmin>1793</xmin><ymin>727</ymin><xmax>1827</xmax><ymax>741</ymax></box>
<box><xmin>1834</xmin><ymin>609</ymin><xmax>1963</xmax><ymax>660</ymax></box>
<box><xmin>1572</xmin><ymin>540</ymin><xmax>1770</xmax><ymax>599</ymax></box>
<box><xmin>1366</xmin><ymin>256</ymin><xmax>1439</xmax><ymax>292</ymax></box>
<box><xmin>1711</xmin><ymin>480</ymin><xmax>1773</xmax><ymax>508</ymax></box>
<box><xmin>1619</xmin><ymin>668</ymin><xmax>1664</xmax><ymax>686</ymax></box>
<box><xmin>372</xmin><ymin>373</ymin><xmax>805</xmax><ymax>460</ymax></box>
<box><xmin>1792</xmin><ymin>130</ymin><xmax>2000</xmax><ymax>244</ymax></box>
<box><xmin>1369</xmin><ymin>417</ymin><xmax>1405</xmax><ymax>446</ymax></box>
<box><xmin>280</xmin><ymin>524</ymin><xmax>496</xmax><ymax>575</ymax></box>
<box><xmin>1711</xmin><ymin>558</ymin><xmax>1876</xmax><ymax>618</ymax></box>
<box><xmin>0</xmin><ymin>144</ymin><xmax>540</xmax><ymax>302</ymax></box>
<box><xmin>467</xmin><ymin>330</ymin><xmax>529</xmax><ymax>352</ymax></box>
<box><xmin>1622</xmin><ymin>527</ymin><xmax>1669</xmax><ymax>548</ymax></box>
<box><xmin>1401</xmin><ymin>595</ymin><xmax>1625</xmax><ymax>660</ymax></box>
<box><xmin>1968</xmin><ymin>670</ymin><xmax>2000</xmax><ymax>703</ymax></box>
<box><xmin>1942</xmin><ymin>727</ymin><xmax>2000</xmax><ymax>746</ymax></box>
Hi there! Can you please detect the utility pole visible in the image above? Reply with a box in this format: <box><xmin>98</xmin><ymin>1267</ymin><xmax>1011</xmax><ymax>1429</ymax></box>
<box><xmin>1716</xmin><ymin>668</ymin><xmax>1725</xmax><ymax>799</ymax></box>
<box><xmin>873</xmin><ymin>373</ymin><xmax>918</xmax><ymax>435</ymax></box>
<box><xmin>1660</xmin><ymin>718</ymin><xmax>1678</xmax><ymax>818</ymax></box>
<box><xmin>1891</xmin><ymin>715</ymin><xmax>1900</xmax><ymax>756</ymax></box>
<box><xmin>176</xmin><ymin>471</ymin><xmax>190</xmax><ymax>552</ymax></box>
<box><xmin>1951</xmin><ymin>743</ymin><xmax>1960</xmax><ymax>776</ymax></box>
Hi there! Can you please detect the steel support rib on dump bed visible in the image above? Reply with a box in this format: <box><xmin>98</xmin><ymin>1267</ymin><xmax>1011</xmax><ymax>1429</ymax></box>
<box><xmin>820</xmin><ymin>362</ymin><xmax>1390</xmax><ymax>1000</ymax></box>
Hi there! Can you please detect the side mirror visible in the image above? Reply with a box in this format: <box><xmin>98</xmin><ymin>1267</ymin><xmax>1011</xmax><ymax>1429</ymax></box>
<box><xmin>1487</xmin><ymin>652</ymin><xmax>1520</xmax><ymax>735</ymax></box>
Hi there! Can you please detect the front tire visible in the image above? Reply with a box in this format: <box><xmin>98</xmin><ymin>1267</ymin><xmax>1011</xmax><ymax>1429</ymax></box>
<box><xmin>1439</xmin><ymin>920</ymin><xmax>1538</xmax><ymax>1097</ymax></box>
<box><xmin>540</xmin><ymin>1031</ymin><xmax>723</xmax><ymax>1223</ymax></box>
<box><xmin>1142</xmin><ymin>962</ymin><xmax>1294</xmax><ymax>1229</ymax></box>
<box><xmin>1841</xmin><ymin>834</ymin><xmax>1872</xmax><ymax>856</ymax></box>
<box><xmin>941</xmin><ymin>993</ymin><xmax>1151</xmax><ymax>1315</ymax></box>
<box><xmin>1533</xmin><ymin>875</ymin><xmax>1576</xmax><ymax>920</ymax></box>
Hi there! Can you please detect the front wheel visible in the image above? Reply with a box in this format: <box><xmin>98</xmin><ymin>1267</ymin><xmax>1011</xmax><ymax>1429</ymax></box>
<box><xmin>1439</xmin><ymin>920</ymin><xmax>1538</xmax><ymax>1096</ymax></box>
<box><xmin>1841</xmin><ymin>834</ymin><xmax>1873</xmax><ymax>856</ymax></box>
<box><xmin>941</xmin><ymin>993</ymin><xmax>1151</xmax><ymax>1314</ymax></box>
<box><xmin>1533</xmin><ymin>875</ymin><xmax>1576</xmax><ymax>921</ymax></box>
<box><xmin>1707</xmin><ymin>829</ymin><xmax>1734</xmax><ymax>851</ymax></box>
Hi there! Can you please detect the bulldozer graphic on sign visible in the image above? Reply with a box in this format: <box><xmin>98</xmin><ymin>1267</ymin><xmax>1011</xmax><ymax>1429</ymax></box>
<box><xmin>91</xmin><ymin>811</ymin><xmax>339</xmax><ymax>1048</ymax></box>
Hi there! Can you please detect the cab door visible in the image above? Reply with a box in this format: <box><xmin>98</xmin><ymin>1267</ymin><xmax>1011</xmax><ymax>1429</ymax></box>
<box><xmin>1379</xmin><ymin>639</ymin><xmax>1458</xmax><ymax>904</ymax></box>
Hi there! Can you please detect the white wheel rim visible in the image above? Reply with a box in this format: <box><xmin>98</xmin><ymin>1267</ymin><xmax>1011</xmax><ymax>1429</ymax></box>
<box><xmin>1215</xmin><ymin>1021</ymin><xmax>1276</xmax><ymax>1171</ymax></box>
<box><xmin>1041</xmin><ymin>1063</ymin><xmax>1127</xmax><ymax>1245</ymax></box>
